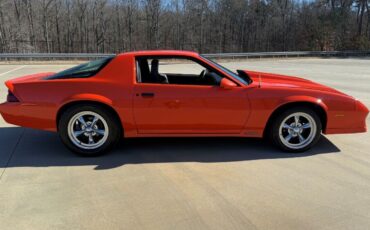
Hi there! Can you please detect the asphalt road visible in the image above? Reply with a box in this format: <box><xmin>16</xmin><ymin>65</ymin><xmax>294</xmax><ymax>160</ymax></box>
<box><xmin>0</xmin><ymin>58</ymin><xmax>369</xmax><ymax>230</ymax></box>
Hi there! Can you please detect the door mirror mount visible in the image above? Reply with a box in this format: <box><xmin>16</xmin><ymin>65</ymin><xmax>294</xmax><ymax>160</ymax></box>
<box><xmin>220</xmin><ymin>78</ymin><xmax>237</xmax><ymax>89</ymax></box>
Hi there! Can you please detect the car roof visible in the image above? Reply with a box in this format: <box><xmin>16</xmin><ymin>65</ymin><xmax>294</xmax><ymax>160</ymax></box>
<box><xmin>118</xmin><ymin>50</ymin><xmax>200</xmax><ymax>58</ymax></box>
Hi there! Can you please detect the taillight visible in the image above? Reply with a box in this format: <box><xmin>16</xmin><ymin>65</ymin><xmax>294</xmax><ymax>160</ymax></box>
<box><xmin>7</xmin><ymin>90</ymin><xmax>19</xmax><ymax>102</ymax></box>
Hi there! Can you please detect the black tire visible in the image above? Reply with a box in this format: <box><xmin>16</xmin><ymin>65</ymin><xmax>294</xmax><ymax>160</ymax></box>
<box><xmin>58</xmin><ymin>104</ymin><xmax>121</xmax><ymax>157</ymax></box>
<box><xmin>269</xmin><ymin>107</ymin><xmax>322</xmax><ymax>153</ymax></box>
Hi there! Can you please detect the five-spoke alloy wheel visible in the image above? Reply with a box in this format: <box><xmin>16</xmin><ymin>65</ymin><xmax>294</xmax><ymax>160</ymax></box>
<box><xmin>270</xmin><ymin>107</ymin><xmax>322</xmax><ymax>152</ymax></box>
<box><xmin>68</xmin><ymin>111</ymin><xmax>109</xmax><ymax>150</ymax></box>
<box><xmin>59</xmin><ymin>104</ymin><xmax>121</xmax><ymax>156</ymax></box>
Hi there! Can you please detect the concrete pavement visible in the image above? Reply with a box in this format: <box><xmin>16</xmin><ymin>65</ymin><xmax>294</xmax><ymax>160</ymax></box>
<box><xmin>0</xmin><ymin>59</ymin><xmax>369</xmax><ymax>230</ymax></box>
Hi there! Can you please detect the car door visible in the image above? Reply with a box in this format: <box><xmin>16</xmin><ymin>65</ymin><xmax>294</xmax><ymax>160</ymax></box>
<box><xmin>132</xmin><ymin>57</ymin><xmax>250</xmax><ymax>134</ymax></box>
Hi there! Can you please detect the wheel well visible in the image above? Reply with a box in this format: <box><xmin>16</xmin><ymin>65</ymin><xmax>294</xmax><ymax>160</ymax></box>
<box><xmin>263</xmin><ymin>102</ymin><xmax>327</xmax><ymax>137</ymax></box>
<box><xmin>56</xmin><ymin>101</ymin><xmax>123</xmax><ymax>134</ymax></box>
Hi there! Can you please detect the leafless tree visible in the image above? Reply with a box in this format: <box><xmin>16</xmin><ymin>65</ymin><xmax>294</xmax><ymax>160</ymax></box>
<box><xmin>0</xmin><ymin>0</ymin><xmax>368</xmax><ymax>53</ymax></box>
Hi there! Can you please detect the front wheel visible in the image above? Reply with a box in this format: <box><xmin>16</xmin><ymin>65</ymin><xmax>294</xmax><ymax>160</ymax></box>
<box><xmin>58</xmin><ymin>104</ymin><xmax>121</xmax><ymax>156</ymax></box>
<box><xmin>270</xmin><ymin>107</ymin><xmax>322</xmax><ymax>152</ymax></box>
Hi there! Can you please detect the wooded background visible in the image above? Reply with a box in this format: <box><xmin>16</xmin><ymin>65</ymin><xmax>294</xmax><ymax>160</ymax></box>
<box><xmin>0</xmin><ymin>0</ymin><xmax>369</xmax><ymax>54</ymax></box>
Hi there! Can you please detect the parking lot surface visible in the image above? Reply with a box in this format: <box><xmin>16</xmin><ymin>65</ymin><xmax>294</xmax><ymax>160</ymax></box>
<box><xmin>0</xmin><ymin>58</ymin><xmax>370</xmax><ymax>230</ymax></box>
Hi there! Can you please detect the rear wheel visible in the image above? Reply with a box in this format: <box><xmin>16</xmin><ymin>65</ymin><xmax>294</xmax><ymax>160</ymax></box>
<box><xmin>58</xmin><ymin>104</ymin><xmax>121</xmax><ymax>156</ymax></box>
<box><xmin>270</xmin><ymin>107</ymin><xmax>322</xmax><ymax>152</ymax></box>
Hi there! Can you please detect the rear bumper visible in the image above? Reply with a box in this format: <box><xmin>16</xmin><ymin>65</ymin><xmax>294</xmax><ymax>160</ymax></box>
<box><xmin>0</xmin><ymin>102</ymin><xmax>21</xmax><ymax>124</ymax></box>
<box><xmin>0</xmin><ymin>102</ymin><xmax>57</xmax><ymax>131</ymax></box>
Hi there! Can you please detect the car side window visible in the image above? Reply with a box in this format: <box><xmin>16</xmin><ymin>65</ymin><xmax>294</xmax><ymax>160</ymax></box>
<box><xmin>136</xmin><ymin>57</ymin><xmax>224</xmax><ymax>86</ymax></box>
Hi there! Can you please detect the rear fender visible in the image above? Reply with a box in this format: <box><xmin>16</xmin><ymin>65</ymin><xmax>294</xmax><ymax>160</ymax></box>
<box><xmin>61</xmin><ymin>94</ymin><xmax>113</xmax><ymax>108</ymax></box>
<box><xmin>56</xmin><ymin>93</ymin><xmax>128</xmax><ymax>135</ymax></box>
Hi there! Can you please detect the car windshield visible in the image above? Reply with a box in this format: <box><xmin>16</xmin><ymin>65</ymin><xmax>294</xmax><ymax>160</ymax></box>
<box><xmin>48</xmin><ymin>56</ymin><xmax>115</xmax><ymax>79</ymax></box>
<box><xmin>200</xmin><ymin>55</ymin><xmax>250</xmax><ymax>85</ymax></box>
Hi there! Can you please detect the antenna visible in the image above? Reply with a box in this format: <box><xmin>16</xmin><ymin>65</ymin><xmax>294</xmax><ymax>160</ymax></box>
<box><xmin>258</xmin><ymin>74</ymin><xmax>262</xmax><ymax>88</ymax></box>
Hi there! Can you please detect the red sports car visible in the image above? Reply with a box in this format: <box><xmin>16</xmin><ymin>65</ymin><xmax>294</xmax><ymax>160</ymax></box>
<box><xmin>0</xmin><ymin>51</ymin><xmax>368</xmax><ymax>156</ymax></box>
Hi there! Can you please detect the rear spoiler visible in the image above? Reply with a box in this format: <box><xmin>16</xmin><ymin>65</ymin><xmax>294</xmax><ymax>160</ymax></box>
<box><xmin>5</xmin><ymin>80</ymin><xmax>14</xmax><ymax>92</ymax></box>
<box><xmin>4</xmin><ymin>72</ymin><xmax>56</xmax><ymax>92</ymax></box>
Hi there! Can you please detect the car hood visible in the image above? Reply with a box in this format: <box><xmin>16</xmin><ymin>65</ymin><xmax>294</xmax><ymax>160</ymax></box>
<box><xmin>244</xmin><ymin>70</ymin><xmax>346</xmax><ymax>95</ymax></box>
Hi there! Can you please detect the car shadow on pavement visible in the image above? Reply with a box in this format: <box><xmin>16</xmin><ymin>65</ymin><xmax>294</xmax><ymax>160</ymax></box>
<box><xmin>0</xmin><ymin>127</ymin><xmax>341</xmax><ymax>170</ymax></box>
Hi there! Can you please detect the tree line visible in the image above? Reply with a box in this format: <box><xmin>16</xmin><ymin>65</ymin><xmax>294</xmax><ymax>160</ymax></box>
<box><xmin>0</xmin><ymin>0</ymin><xmax>369</xmax><ymax>54</ymax></box>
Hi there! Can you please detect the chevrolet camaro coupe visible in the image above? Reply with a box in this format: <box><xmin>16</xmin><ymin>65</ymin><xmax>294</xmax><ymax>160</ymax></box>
<box><xmin>0</xmin><ymin>51</ymin><xmax>368</xmax><ymax>156</ymax></box>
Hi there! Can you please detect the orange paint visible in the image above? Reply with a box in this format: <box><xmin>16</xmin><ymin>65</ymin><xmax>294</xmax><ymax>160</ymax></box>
<box><xmin>0</xmin><ymin>51</ymin><xmax>368</xmax><ymax>138</ymax></box>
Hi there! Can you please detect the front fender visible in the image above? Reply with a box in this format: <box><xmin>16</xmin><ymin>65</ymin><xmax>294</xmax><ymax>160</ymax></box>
<box><xmin>244</xmin><ymin>94</ymin><xmax>329</xmax><ymax>137</ymax></box>
<box><xmin>279</xmin><ymin>95</ymin><xmax>328</xmax><ymax>113</ymax></box>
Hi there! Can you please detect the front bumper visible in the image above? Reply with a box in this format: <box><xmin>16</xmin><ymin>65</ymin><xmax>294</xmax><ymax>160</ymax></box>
<box><xmin>325</xmin><ymin>100</ymin><xmax>369</xmax><ymax>134</ymax></box>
